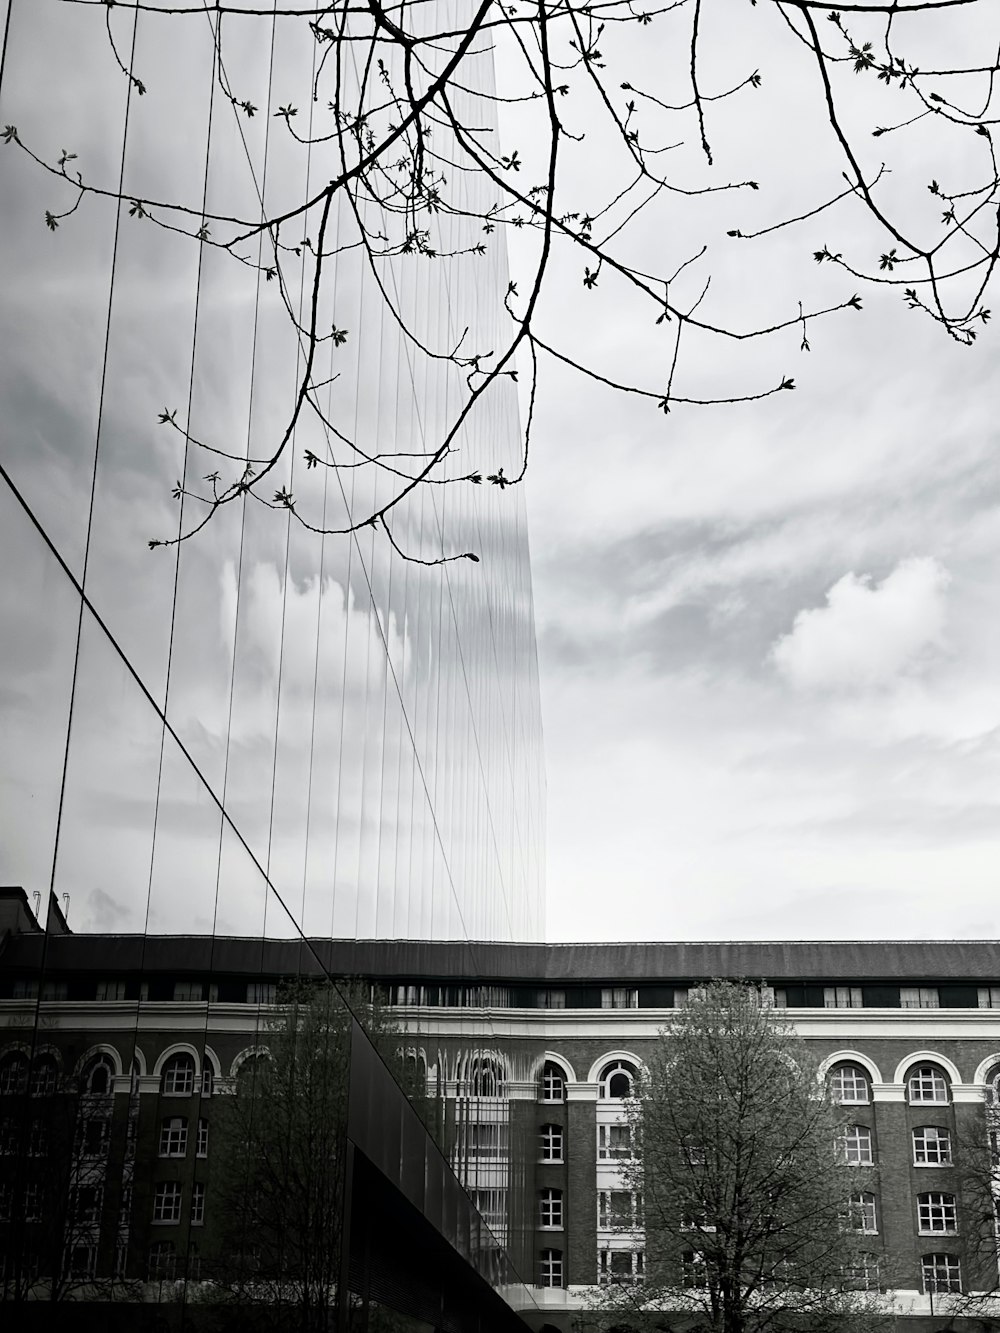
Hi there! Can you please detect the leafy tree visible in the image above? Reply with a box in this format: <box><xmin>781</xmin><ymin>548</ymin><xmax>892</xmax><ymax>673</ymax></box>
<box><xmin>3</xmin><ymin>0</ymin><xmax>999</xmax><ymax>562</ymax></box>
<box><xmin>204</xmin><ymin>980</ymin><xmax>430</xmax><ymax>1332</ymax></box>
<box><xmin>600</xmin><ymin>982</ymin><xmax>884</xmax><ymax>1333</ymax></box>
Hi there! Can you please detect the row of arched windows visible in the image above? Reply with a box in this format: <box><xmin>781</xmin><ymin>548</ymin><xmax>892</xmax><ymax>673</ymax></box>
<box><xmin>0</xmin><ymin>1047</ymin><xmax>220</xmax><ymax>1097</ymax></box>
<box><xmin>829</xmin><ymin>1059</ymin><xmax>1000</xmax><ymax>1105</ymax></box>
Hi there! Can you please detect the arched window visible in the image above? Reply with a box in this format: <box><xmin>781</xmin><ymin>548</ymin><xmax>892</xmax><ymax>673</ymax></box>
<box><xmin>907</xmin><ymin>1064</ymin><xmax>949</xmax><ymax>1105</ymax></box>
<box><xmin>469</xmin><ymin>1055</ymin><xmax>504</xmax><ymax>1098</ymax></box>
<box><xmin>30</xmin><ymin>1057</ymin><xmax>58</xmax><ymax>1097</ymax></box>
<box><xmin>161</xmin><ymin>1054</ymin><xmax>195</xmax><ymax>1097</ymax></box>
<box><xmin>918</xmin><ymin>1193</ymin><xmax>958</xmax><ymax>1235</ymax></box>
<box><xmin>539</xmin><ymin>1248</ymin><xmax>563</xmax><ymax>1288</ymax></box>
<box><xmin>83</xmin><ymin>1055</ymin><xmax>115</xmax><ymax>1096</ymax></box>
<box><xmin>599</xmin><ymin>1060</ymin><xmax>637</xmax><ymax>1100</ymax></box>
<box><xmin>0</xmin><ymin>1054</ymin><xmax>28</xmax><ymax>1096</ymax></box>
<box><xmin>985</xmin><ymin>1067</ymin><xmax>1000</xmax><ymax>1107</ymax></box>
<box><xmin>541</xmin><ymin>1062</ymin><xmax>566</xmax><ymax>1103</ymax></box>
<box><xmin>913</xmin><ymin>1126</ymin><xmax>952</xmax><ymax>1166</ymax></box>
<box><xmin>829</xmin><ymin>1063</ymin><xmax>870</xmax><ymax>1105</ymax></box>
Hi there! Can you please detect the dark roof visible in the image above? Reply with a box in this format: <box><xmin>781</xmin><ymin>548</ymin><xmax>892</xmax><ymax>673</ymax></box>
<box><xmin>1</xmin><ymin>933</ymin><xmax>998</xmax><ymax>983</ymax></box>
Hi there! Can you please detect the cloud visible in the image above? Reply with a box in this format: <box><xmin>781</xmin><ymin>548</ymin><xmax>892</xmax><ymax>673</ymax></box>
<box><xmin>770</xmin><ymin>557</ymin><xmax>951</xmax><ymax>692</ymax></box>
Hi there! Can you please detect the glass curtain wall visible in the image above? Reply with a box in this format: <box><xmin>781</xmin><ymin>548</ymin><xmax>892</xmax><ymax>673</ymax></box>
<box><xmin>0</xmin><ymin>0</ymin><xmax>543</xmax><ymax>1320</ymax></box>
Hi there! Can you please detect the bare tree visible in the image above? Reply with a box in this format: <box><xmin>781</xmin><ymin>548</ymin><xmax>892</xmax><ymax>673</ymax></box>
<box><xmin>3</xmin><ymin>0</ymin><xmax>999</xmax><ymax>561</ymax></box>
<box><xmin>596</xmin><ymin>982</ymin><xmax>884</xmax><ymax>1333</ymax></box>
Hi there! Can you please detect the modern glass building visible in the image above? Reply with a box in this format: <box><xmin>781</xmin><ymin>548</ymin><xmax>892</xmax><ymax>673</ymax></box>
<box><xmin>1</xmin><ymin>0</ymin><xmax>545</xmax><ymax>1324</ymax></box>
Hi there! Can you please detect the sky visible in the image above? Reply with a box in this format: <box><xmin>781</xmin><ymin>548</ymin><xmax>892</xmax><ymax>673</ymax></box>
<box><xmin>513</xmin><ymin>4</ymin><xmax>1000</xmax><ymax>941</ymax></box>
<box><xmin>1</xmin><ymin>0</ymin><xmax>998</xmax><ymax>948</ymax></box>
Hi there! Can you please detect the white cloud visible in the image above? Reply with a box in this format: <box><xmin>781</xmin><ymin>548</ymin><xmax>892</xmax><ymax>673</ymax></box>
<box><xmin>770</xmin><ymin>557</ymin><xmax>951</xmax><ymax>692</ymax></box>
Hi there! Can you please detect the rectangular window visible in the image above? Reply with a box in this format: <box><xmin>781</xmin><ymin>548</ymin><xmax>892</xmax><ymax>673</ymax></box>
<box><xmin>78</xmin><ymin>1116</ymin><xmax>110</xmax><ymax>1158</ymax></box>
<box><xmin>922</xmin><ymin>1253</ymin><xmax>961</xmax><ymax>1293</ymax></box>
<box><xmin>680</xmin><ymin>1251</ymin><xmax>706</xmax><ymax>1289</ymax></box>
<box><xmin>918</xmin><ymin>1193</ymin><xmax>958</xmax><ymax>1234</ymax></box>
<box><xmin>824</xmin><ymin>986</ymin><xmax>863</xmax><ymax>1008</ymax></box>
<box><xmin>173</xmin><ymin>981</ymin><xmax>204</xmax><ymax>1001</ymax></box>
<box><xmin>599</xmin><ymin>1190</ymin><xmax>642</xmax><ymax>1229</ymax></box>
<box><xmin>0</xmin><ymin>1184</ymin><xmax>10</xmax><ymax>1221</ymax></box>
<box><xmin>540</xmin><ymin>1189</ymin><xmax>563</xmax><ymax>1229</ymax></box>
<box><xmin>148</xmin><ymin>1241</ymin><xmax>177</xmax><ymax>1281</ymax></box>
<box><xmin>539</xmin><ymin>1248</ymin><xmax>563</xmax><ymax>1288</ymax></box>
<box><xmin>849</xmin><ymin>1193</ymin><xmax>878</xmax><ymax>1233</ymax></box>
<box><xmin>600</xmin><ymin>1249</ymin><xmax>645</xmax><ymax>1285</ymax></box>
<box><xmin>28</xmin><ymin>1118</ymin><xmax>48</xmax><ymax>1157</ymax></box>
<box><xmin>772</xmin><ymin>989</ymin><xmax>788</xmax><ymax>1008</ymax></box>
<box><xmin>598</xmin><ymin>1124</ymin><xmax>633</xmax><ymax>1160</ymax></box>
<box><xmin>196</xmin><ymin>1118</ymin><xmax>209</xmax><ymax>1158</ymax></box>
<box><xmin>913</xmin><ymin>1126</ymin><xmax>952</xmax><ymax>1165</ymax></box>
<box><xmin>538</xmin><ymin>989</ymin><xmax>566</xmax><ymax>1009</ymax></box>
<box><xmin>96</xmin><ymin>979</ymin><xmax>127</xmax><ymax>1000</ymax></box>
<box><xmin>540</xmin><ymin>1124</ymin><xmax>563</xmax><ymax>1162</ymax></box>
<box><xmin>247</xmin><ymin>982</ymin><xmax>276</xmax><ymax>1004</ymax></box>
<box><xmin>191</xmin><ymin>1182</ymin><xmax>205</xmax><ymax>1227</ymax></box>
<box><xmin>470</xmin><ymin>1188</ymin><xmax>506</xmax><ymax>1235</ymax></box>
<box><xmin>978</xmin><ymin>987</ymin><xmax>1000</xmax><ymax>1009</ymax></box>
<box><xmin>41</xmin><ymin>980</ymin><xmax>68</xmax><ymax>1000</ymax></box>
<box><xmin>901</xmin><ymin>987</ymin><xmax>940</xmax><ymax>1009</ymax></box>
<box><xmin>838</xmin><ymin>1126</ymin><xmax>873</xmax><ymax>1166</ymax></box>
<box><xmin>601</xmin><ymin>988</ymin><xmax>638</xmax><ymax>1009</ymax></box>
<box><xmin>159</xmin><ymin>1117</ymin><xmax>187</xmax><ymax>1158</ymax></box>
<box><xmin>153</xmin><ymin>1181</ymin><xmax>183</xmax><ymax>1224</ymax></box>
<box><xmin>463</xmin><ymin>1122</ymin><xmax>507</xmax><ymax>1159</ymax></box>
<box><xmin>0</xmin><ymin>1119</ymin><xmax>15</xmax><ymax>1155</ymax></box>
<box><xmin>64</xmin><ymin>1242</ymin><xmax>97</xmax><ymax>1280</ymax></box>
<box><xmin>71</xmin><ymin>1184</ymin><xmax>103</xmax><ymax>1225</ymax></box>
<box><xmin>13</xmin><ymin>979</ymin><xmax>39</xmax><ymax>1000</ymax></box>
<box><xmin>845</xmin><ymin>1253</ymin><xmax>880</xmax><ymax>1290</ymax></box>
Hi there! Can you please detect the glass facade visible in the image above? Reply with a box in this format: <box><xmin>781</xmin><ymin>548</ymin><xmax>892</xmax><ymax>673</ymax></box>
<box><xmin>0</xmin><ymin>0</ymin><xmax>543</xmax><ymax>1321</ymax></box>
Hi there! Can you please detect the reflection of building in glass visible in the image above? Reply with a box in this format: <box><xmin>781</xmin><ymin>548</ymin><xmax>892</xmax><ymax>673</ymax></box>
<box><xmin>1</xmin><ymin>0</ymin><xmax>544</xmax><ymax>1322</ymax></box>
<box><xmin>5</xmin><ymin>920</ymin><xmax>1000</xmax><ymax>1327</ymax></box>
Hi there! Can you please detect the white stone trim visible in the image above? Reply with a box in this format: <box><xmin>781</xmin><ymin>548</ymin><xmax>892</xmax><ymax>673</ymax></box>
<box><xmin>531</xmin><ymin>1050</ymin><xmax>578</xmax><ymax>1083</ymax></box>
<box><xmin>566</xmin><ymin>1081</ymin><xmax>599</xmax><ymax>1102</ymax></box>
<box><xmin>892</xmin><ymin>1051</ymin><xmax>963</xmax><ymax>1086</ymax></box>
<box><xmin>973</xmin><ymin>1052</ymin><xmax>1000</xmax><ymax>1085</ymax></box>
<box><xmin>151</xmin><ymin>1042</ymin><xmax>202</xmax><ymax>1079</ymax></box>
<box><xmin>816</xmin><ymin>1049</ymin><xmax>884</xmax><ymax>1084</ymax></box>
<box><xmin>872</xmin><ymin>1082</ymin><xmax>906</xmax><ymax>1102</ymax></box>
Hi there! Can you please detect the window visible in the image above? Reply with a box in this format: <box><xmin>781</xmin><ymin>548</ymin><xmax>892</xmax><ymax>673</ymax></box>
<box><xmin>191</xmin><ymin>1182</ymin><xmax>206</xmax><ymax>1227</ymax></box>
<box><xmin>196</xmin><ymin>1117</ymin><xmax>209</xmax><ymax>1157</ymax></box>
<box><xmin>12</xmin><ymin>979</ymin><xmax>39</xmax><ymax>1000</ymax></box>
<box><xmin>161</xmin><ymin>1054</ymin><xmax>195</xmax><ymax>1096</ymax></box>
<box><xmin>680</xmin><ymin>1251</ymin><xmax>707</xmax><ymax>1289</ymax></box>
<box><xmin>470</xmin><ymin>1188</ymin><xmax>506</xmax><ymax>1235</ymax></box>
<box><xmin>30</xmin><ymin>1059</ymin><xmax>58</xmax><ymax>1097</ymax></box>
<box><xmin>599</xmin><ymin>1060</ymin><xmax>637</xmax><ymax>1099</ymax></box>
<box><xmin>901</xmin><ymin>988</ymin><xmax>940</xmax><ymax>1009</ymax></box>
<box><xmin>462</xmin><ymin>1122</ymin><xmax>507</xmax><ymax>1159</ymax></box>
<box><xmin>538</xmin><ymin>989</ymin><xmax>566</xmax><ymax>1009</ymax></box>
<box><xmin>540</xmin><ymin>1187</ymin><xmax>563</xmax><ymax>1229</ymax></box>
<box><xmin>83</xmin><ymin>1057</ymin><xmax>114</xmax><ymax>1096</ymax></box>
<box><xmin>824</xmin><ymin>986</ymin><xmax>863</xmax><ymax>1008</ymax></box>
<box><xmin>248</xmin><ymin>981</ymin><xmax>276</xmax><ymax>1004</ymax></box>
<box><xmin>849</xmin><ymin>1192</ymin><xmax>878</xmax><ymax>1234</ymax></box>
<box><xmin>469</xmin><ymin>1058</ymin><xmax>504</xmax><ymax>1097</ymax></box>
<box><xmin>173</xmin><ymin>981</ymin><xmax>204</xmax><ymax>1001</ymax></box>
<box><xmin>24</xmin><ymin>1182</ymin><xmax>42</xmax><ymax>1223</ymax></box>
<box><xmin>918</xmin><ymin>1193</ymin><xmax>958</xmax><ymax>1234</ymax></box>
<box><xmin>913</xmin><ymin>1126</ymin><xmax>952</xmax><ymax>1165</ymax></box>
<box><xmin>0</xmin><ymin>1117</ymin><xmax>17</xmax><ymax>1155</ymax></box>
<box><xmin>838</xmin><ymin>1125</ymin><xmax>873</xmax><ymax>1166</ymax></box>
<box><xmin>64</xmin><ymin>1242</ymin><xmax>97</xmax><ymax>1280</ymax></box>
<box><xmin>908</xmin><ymin>1065</ymin><xmax>949</xmax><ymax>1104</ymax></box>
<box><xmin>978</xmin><ymin>987</ymin><xmax>1000</xmax><ymax>1009</ymax></box>
<box><xmin>599</xmin><ymin>1190</ymin><xmax>642</xmax><ymax>1229</ymax></box>
<box><xmin>829</xmin><ymin>1064</ymin><xmax>870</xmax><ymax>1104</ymax></box>
<box><xmin>0</xmin><ymin>1055</ymin><xmax>28</xmax><ymax>1096</ymax></box>
<box><xmin>772</xmin><ymin>989</ymin><xmax>788</xmax><ymax>1008</ymax></box>
<box><xmin>921</xmin><ymin>1253</ymin><xmax>961</xmax><ymax>1293</ymax></box>
<box><xmin>71</xmin><ymin>1184</ymin><xmax>103</xmax><ymax>1225</ymax></box>
<box><xmin>159</xmin><ymin>1117</ymin><xmax>187</xmax><ymax>1158</ymax></box>
<box><xmin>153</xmin><ymin>1181</ymin><xmax>183</xmax><ymax>1223</ymax></box>
<box><xmin>600</xmin><ymin>1249</ymin><xmax>645</xmax><ymax>1285</ymax></box>
<box><xmin>598</xmin><ymin>1123</ymin><xmax>633</xmax><ymax>1160</ymax></box>
<box><xmin>845</xmin><ymin>1253</ymin><xmax>880</xmax><ymax>1291</ymax></box>
<box><xmin>27</xmin><ymin>1118</ymin><xmax>48</xmax><ymax>1157</ymax></box>
<box><xmin>541</xmin><ymin>1062</ymin><xmax>565</xmax><ymax>1103</ymax></box>
<box><xmin>41</xmin><ymin>980</ymin><xmax>68</xmax><ymax>1001</ymax></box>
<box><xmin>601</xmin><ymin>988</ymin><xmax>638</xmax><ymax>1009</ymax></box>
<box><xmin>96</xmin><ymin>979</ymin><xmax>126</xmax><ymax>1000</ymax></box>
<box><xmin>201</xmin><ymin>1065</ymin><xmax>214</xmax><ymax>1097</ymax></box>
<box><xmin>986</xmin><ymin>1071</ymin><xmax>1000</xmax><ymax>1107</ymax></box>
<box><xmin>539</xmin><ymin>1248</ymin><xmax>563</xmax><ymax>1288</ymax></box>
<box><xmin>148</xmin><ymin>1240</ymin><xmax>177</xmax><ymax>1281</ymax></box>
<box><xmin>78</xmin><ymin>1115</ymin><xmax>109</xmax><ymax>1158</ymax></box>
<box><xmin>540</xmin><ymin>1123</ymin><xmax>563</xmax><ymax>1162</ymax></box>
<box><xmin>0</xmin><ymin>1184</ymin><xmax>10</xmax><ymax>1221</ymax></box>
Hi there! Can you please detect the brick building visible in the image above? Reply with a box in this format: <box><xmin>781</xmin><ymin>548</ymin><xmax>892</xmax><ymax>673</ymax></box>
<box><xmin>2</xmin><ymin>893</ymin><xmax>1000</xmax><ymax>1329</ymax></box>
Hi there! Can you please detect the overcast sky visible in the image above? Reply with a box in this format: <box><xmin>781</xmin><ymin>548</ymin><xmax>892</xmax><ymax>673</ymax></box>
<box><xmin>1</xmin><ymin>0</ymin><xmax>998</xmax><ymax>948</ymax></box>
